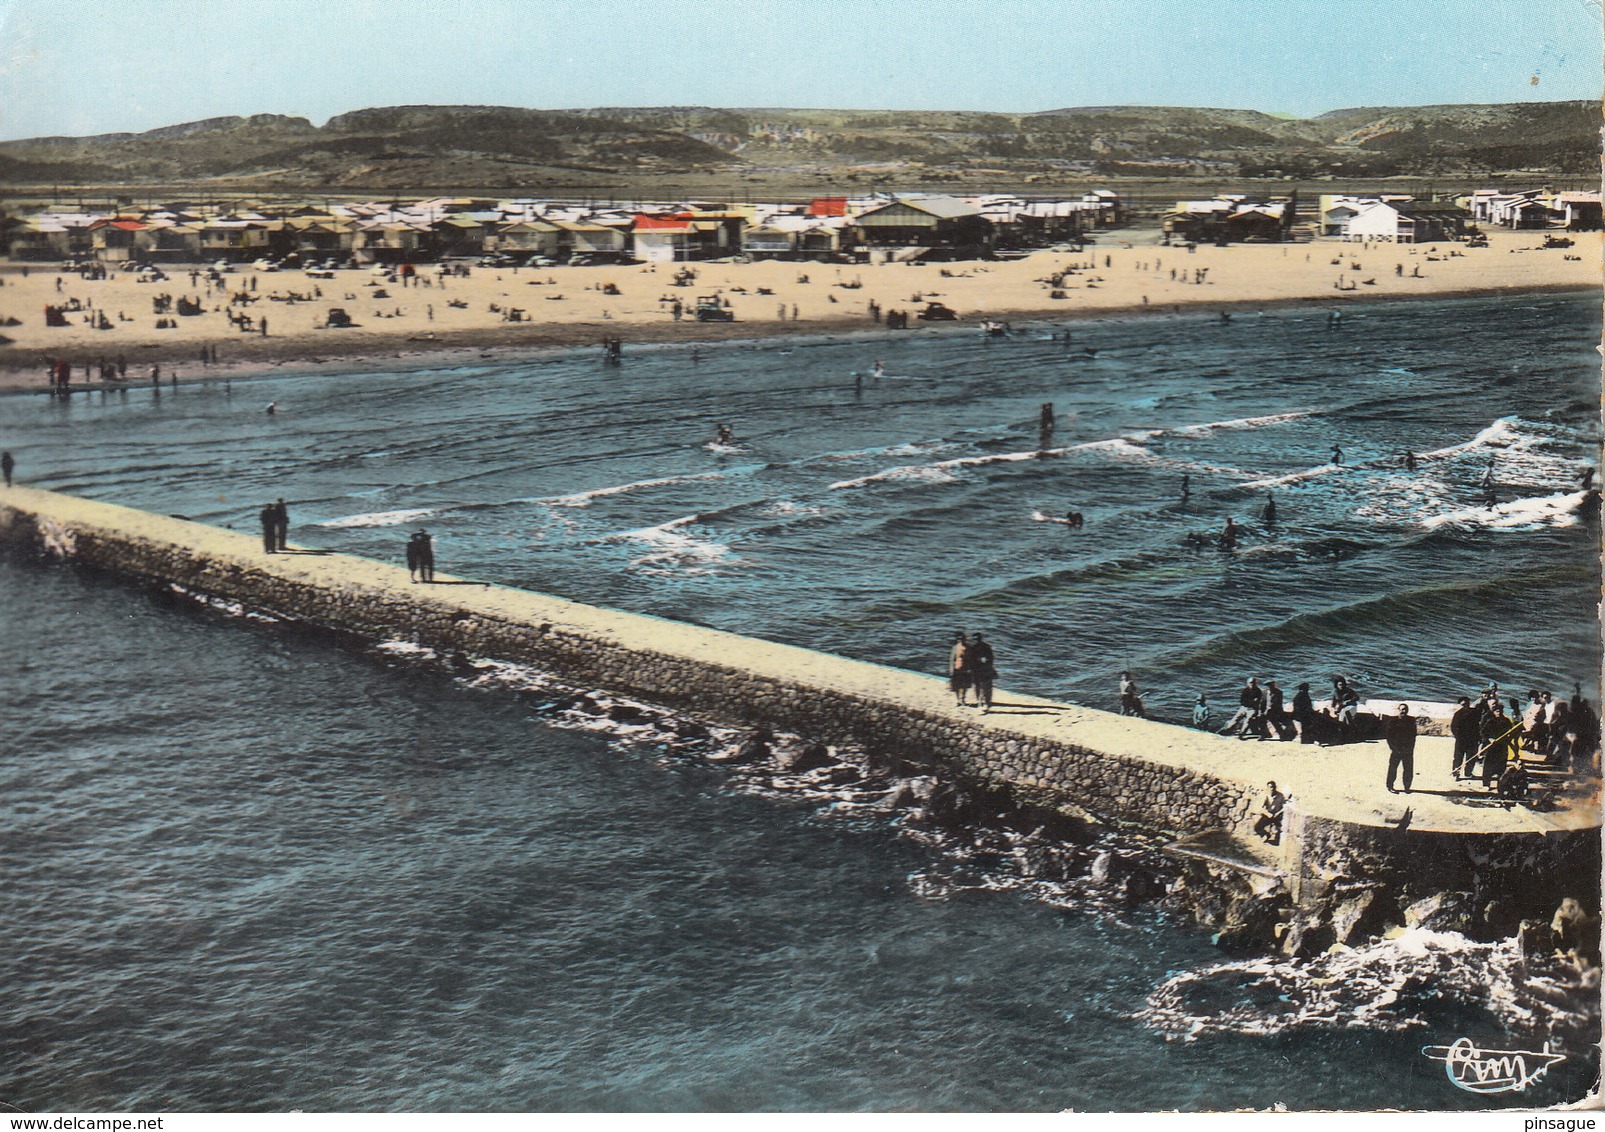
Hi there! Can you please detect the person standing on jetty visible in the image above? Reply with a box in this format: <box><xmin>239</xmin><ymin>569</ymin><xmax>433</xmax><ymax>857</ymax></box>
<box><xmin>271</xmin><ymin>499</ymin><xmax>289</xmax><ymax>551</ymax></box>
<box><xmin>1450</xmin><ymin>696</ymin><xmax>1480</xmax><ymax>779</ymax></box>
<box><xmin>1</xmin><ymin>450</ymin><xmax>13</xmax><ymax>488</ymax></box>
<box><xmin>413</xmin><ymin>529</ymin><xmax>436</xmax><ymax>583</ymax></box>
<box><xmin>948</xmin><ymin>632</ymin><xmax>972</xmax><ymax>707</ymax></box>
<box><xmin>969</xmin><ymin>634</ymin><xmax>997</xmax><ymax>714</ymax></box>
<box><xmin>1384</xmin><ymin>703</ymin><xmax>1417</xmax><ymax>793</ymax></box>
<box><xmin>259</xmin><ymin>503</ymin><xmax>277</xmax><ymax>553</ymax></box>
<box><xmin>406</xmin><ymin>532</ymin><xmax>425</xmax><ymax>582</ymax></box>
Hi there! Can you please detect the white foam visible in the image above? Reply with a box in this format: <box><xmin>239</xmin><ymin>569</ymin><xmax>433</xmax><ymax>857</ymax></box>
<box><xmin>540</xmin><ymin>470</ymin><xmax>730</xmax><ymax>508</ymax></box>
<box><xmin>317</xmin><ymin>507</ymin><xmax>437</xmax><ymax>529</ymax></box>
<box><xmin>1137</xmin><ymin>929</ymin><xmax>1588</xmax><ymax>1041</ymax></box>
<box><xmin>373</xmin><ymin>640</ymin><xmax>438</xmax><ymax>660</ymax></box>
<box><xmin>606</xmin><ymin>515</ymin><xmax>736</xmax><ymax>573</ymax></box>
<box><xmin>1422</xmin><ymin>491</ymin><xmax>1585</xmax><ymax>531</ymax></box>
<box><xmin>1171</xmin><ymin>410</ymin><xmax>1312</xmax><ymax>436</ymax></box>
<box><xmin>830</xmin><ymin>465</ymin><xmax>961</xmax><ymax>490</ymax></box>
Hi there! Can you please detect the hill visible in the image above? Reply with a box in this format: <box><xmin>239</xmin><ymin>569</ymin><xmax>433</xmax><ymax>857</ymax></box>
<box><xmin>0</xmin><ymin>101</ymin><xmax>1593</xmax><ymax>192</ymax></box>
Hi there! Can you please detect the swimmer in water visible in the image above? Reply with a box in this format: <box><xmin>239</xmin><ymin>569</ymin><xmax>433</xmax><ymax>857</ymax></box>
<box><xmin>1219</xmin><ymin>517</ymin><xmax>1239</xmax><ymax>550</ymax></box>
<box><xmin>1404</xmin><ymin>449</ymin><xmax>1417</xmax><ymax>472</ymax></box>
<box><xmin>1581</xmin><ymin>466</ymin><xmax>1596</xmax><ymax>491</ymax></box>
<box><xmin>1330</xmin><ymin>444</ymin><xmax>1343</xmax><ymax>465</ymax></box>
<box><xmin>714</xmin><ymin>423</ymin><xmax>734</xmax><ymax>446</ymax></box>
<box><xmin>1263</xmin><ymin>492</ymin><xmax>1277</xmax><ymax>524</ymax></box>
<box><xmin>1180</xmin><ymin>473</ymin><xmax>1191</xmax><ymax>502</ymax></box>
<box><xmin>872</xmin><ymin>359</ymin><xmax>885</xmax><ymax>378</ymax></box>
<box><xmin>266</xmin><ymin>401</ymin><xmax>278</xmax><ymax>415</ymax></box>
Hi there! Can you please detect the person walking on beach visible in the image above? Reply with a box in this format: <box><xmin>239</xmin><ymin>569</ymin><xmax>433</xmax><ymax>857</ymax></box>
<box><xmin>948</xmin><ymin>632</ymin><xmax>973</xmax><ymax>707</ymax></box>
<box><xmin>1384</xmin><ymin>703</ymin><xmax>1417</xmax><ymax>793</ymax></box>
<box><xmin>271</xmin><ymin>499</ymin><xmax>289</xmax><ymax>551</ymax></box>
<box><xmin>969</xmin><ymin>634</ymin><xmax>996</xmax><ymax>713</ymax></box>
<box><xmin>259</xmin><ymin>503</ymin><xmax>277</xmax><ymax>553</ymax></box>
<box><xmin>1</xmin><ymin>450</ymin><xmax>13</xmax><ymax>488</ymax></box>
<box><xmin>1450</xmin><ymin>696</ymin><xmax>1479</xmax><ymax>779</ymax></box>
<box><xmin>414</xmin><ymin>529</ymin><xmax>436</xmax><ymax>582</ymax></box>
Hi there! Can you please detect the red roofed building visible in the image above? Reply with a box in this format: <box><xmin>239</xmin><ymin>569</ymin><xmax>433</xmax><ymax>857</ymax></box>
<box><xmin>88</xmin><ymin>217</ymin><xmax>148</xmax><ymax>261</ymax></box>
<box><xmin>808</xmin><ymin>197</ymin><xmax>848</xmax><ymax>218</ymax></box>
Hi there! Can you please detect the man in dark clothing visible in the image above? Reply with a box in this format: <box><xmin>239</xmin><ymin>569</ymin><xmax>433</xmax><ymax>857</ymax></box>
<box><xmin>271</xmin><ymin>498</ymin><xmax>289</xmax><ymax>550</ymax></box>
<box><xmin>1290</xmin><ymin>682</ymin><xmax>1317</xmax><ymax>743</ymax></box>
<box><xmin>1264</xmin><ymin>679</ymin><xmax>1292</xmax><ymax>740</ymax></box>
<box><xmin>406</xmin><ymin>533</ymin><xmax>424</xmax><ymax>582</ymax></box>
<box><xmin>1253</xmin><ymin>781</ymin><xmax>1285</xmax><ymax>844</ymax></box>
<box><xmin>1</xmin><ymin>450</ymin><xmax>13</xmax><ymax>487</ymax></box>
<box><xmin>969</xmin><ymin>634</ymin><xmax>996</xmax><ymax>713</ymax></box>
<box><xmin>1221</xmin><ymin>677</ymin><xmax>1262</xmax><ymax>736</ymax></box>
<box><xmin>1384</xmin><ymin>703</ymin><xmax>1416</xmax><ymax>793</ymax></box>
<box><xmin>415</xmin><ymin>529</ymin><xmax>435</xmax><ymax>582</ymax></box>
<box><xmin>259</xmin><ymin>503</ymin><xmax>277</xmax><ymax>553</ymax></box>
<box><xmin>1449</xmin><ymin>696</ymin><xmax>1479</xmax><ymax>779</ymax></box>
<box><xmin>1479</xmin><ymin>701</ymin><xmax>1519</xmax><ymax>791</ymax></box>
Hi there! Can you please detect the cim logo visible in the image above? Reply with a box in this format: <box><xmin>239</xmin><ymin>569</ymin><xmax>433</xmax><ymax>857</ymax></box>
<box><xmin>1422</xmin><ymin>1037</ymin><xmax>1566</xmax><ymax>1094</ymax></box>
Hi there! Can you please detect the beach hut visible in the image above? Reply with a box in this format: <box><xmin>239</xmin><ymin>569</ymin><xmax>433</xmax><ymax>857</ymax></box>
<box><xmin>495</xmin><ymin>220</ymin><xmax>562</xmax><ymax>257</ymax></box>
<box><xmin>551</xmin><ymin>220</ymin><xmax>627</xmax><ymax>261</ymax></box>
<box><xmin>851</xmin><ymin>194</ymin><xmax>993</xmax><ymax>259</ymax></box>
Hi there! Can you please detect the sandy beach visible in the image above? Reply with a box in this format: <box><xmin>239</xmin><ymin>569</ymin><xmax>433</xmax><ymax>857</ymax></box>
<box><xmin>2</xmin><ymin>228</ymin><xmax>1597</xmax><ymax>390</ymax></box>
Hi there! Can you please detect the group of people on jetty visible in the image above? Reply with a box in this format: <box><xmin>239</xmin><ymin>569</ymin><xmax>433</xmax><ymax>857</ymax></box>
<box><xmin>258</xmin><ymin>499</ymin><xmax>435</xmax><ymax>582</ymax></box>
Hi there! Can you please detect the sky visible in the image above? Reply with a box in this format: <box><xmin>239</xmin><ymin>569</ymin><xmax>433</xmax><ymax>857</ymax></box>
<box><xmin>0</xmin><ymin>0</ymin><xmax>1599</xmax><ymax>140</ymax></box>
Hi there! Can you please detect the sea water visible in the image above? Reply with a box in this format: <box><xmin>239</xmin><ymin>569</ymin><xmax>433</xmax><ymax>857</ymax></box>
<box><xmin>1</xmin><ymin>293</ymin><xmax>1599</xmax><ymax>1110</ymax></box>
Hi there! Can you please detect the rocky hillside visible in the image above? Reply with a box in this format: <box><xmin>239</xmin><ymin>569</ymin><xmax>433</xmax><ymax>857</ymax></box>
<box><xmin>0</xmin><ymin>100</ymin><xmax>1593</xmax><ymax>190</ymax></box>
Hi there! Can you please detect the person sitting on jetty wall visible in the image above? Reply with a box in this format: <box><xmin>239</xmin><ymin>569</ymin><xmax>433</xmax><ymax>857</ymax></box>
<box><xmin>948</xmin><ymin>632</ymin><xmax>972</xmax><ymax>708</ymax></box>
<box><xmin>1383</xmin><ymin>703</ymin><xmax>1417</xmax><ymax>794</ymax></box>
<box><xmin>969</xmin><ymin>634</ymin><xmax>996</xmax><ymax>714</ymax></box>
<box><xmin>1253</xmin><ymin>781</ymin><xmax>1285</xmax><ymax>845</ymax></box>
<box><xmin>1290</xmin><ymin>682</ymin><xmax>1317</xmax><ymax>744</ymax></box>
<box><xmin>1221</xmin><ymin>677</ymin><xmax>1262</xmax><ymax>736</ymax></box>
<box><xmin>1263</xmin><ymin>679</ymin><xmax>1292</xmax><ymax>740</ymax></box>
<box><xmin>1118</xmin><ymin>670</ymin><xmax>1145</xmax><ymax>717</ymax></box>
<box><xmin>1191</xmin><ymin>694</ymin><xmax>1211</xmax><ymax>730</ymax></box>
<box><xmin>1330</xmin><ymin>675</ymin><xmax>1359</xmax><ymax>730</ymax></box>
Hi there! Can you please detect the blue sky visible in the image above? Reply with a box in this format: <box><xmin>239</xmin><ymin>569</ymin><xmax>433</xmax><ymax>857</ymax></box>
<box><xmin>0</xmin><ymin>0</ymin><xmax>1598</xmax><ymax>140</ymax></box>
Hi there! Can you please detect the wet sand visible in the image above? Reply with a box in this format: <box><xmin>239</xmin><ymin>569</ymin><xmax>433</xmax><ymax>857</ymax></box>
<box><xmin>2</xmin><ymin>229</ymin><xmax>1596</xmax><ymax>390</ymax></box>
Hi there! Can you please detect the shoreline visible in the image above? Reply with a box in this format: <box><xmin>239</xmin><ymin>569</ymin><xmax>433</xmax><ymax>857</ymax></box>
<box><xmin>5</xmin><ymin>278</ymin><xmax>1597</xmax><ymax>396</ymax></box>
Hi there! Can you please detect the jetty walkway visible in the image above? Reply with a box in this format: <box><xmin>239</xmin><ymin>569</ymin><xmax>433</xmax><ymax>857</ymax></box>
<box><xmin>0</xmin><ymin>486</ymin><xmax>1595</xmax><ymax>902</ymax></box>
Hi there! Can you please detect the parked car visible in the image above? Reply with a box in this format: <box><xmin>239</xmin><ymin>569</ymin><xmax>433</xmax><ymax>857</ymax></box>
<box><xmin>695</xmin><ymin>295</ymin><xmax>735</xmax><ymax>322</ymax></box>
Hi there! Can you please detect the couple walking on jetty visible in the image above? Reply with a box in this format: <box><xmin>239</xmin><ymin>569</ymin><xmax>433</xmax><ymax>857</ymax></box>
<box><xmin>948</xmin><ymin>632</ymin><xmax>997</xmax><ymax>712</ymax></box>
<box><xmin>406</xmin><ymin>530</ymin><xmax>436</xmax><ymax>583</ymax></box>
<box><xmin>258</xmin><ymin>499</ymin><xmax>289</xmax><ymax>552</ymax></box>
